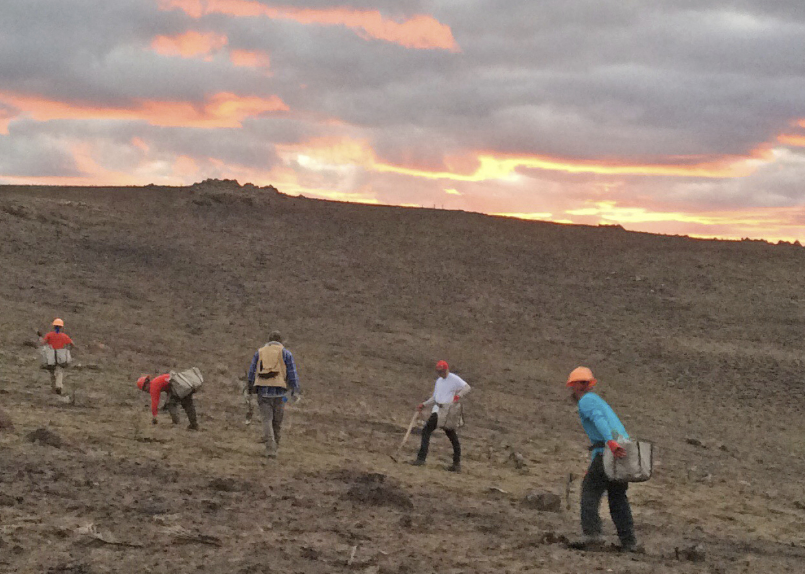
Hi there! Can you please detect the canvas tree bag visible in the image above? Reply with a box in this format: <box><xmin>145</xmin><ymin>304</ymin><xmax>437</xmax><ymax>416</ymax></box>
<box><xmin>40</xmin><ymin>346</ymin><xmax>57</xmax><ymax>368</ymax></box>
<box><xmin>603</xmin><ymin>438</ymin><xmax>654</xmax><ymax>482</ymax></box>
<box><xmin>55</xmin><ymin>348</ymin><xmax>72</xmax><ymax>366</ymax></box>
<box><xmin>169</xmin><ymin>367</ymin><xmax>204</xmax><ymax>399</ymax></box>
<box><xmin>437</xmin><ymin>402</ymin><xmax>465</xmax><ymax>431</ymax></box>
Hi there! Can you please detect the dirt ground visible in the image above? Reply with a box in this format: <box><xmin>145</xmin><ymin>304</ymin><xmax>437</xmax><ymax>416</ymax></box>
<box><xmin>1</xmin><ymin>181</ymin><xmax>804</xmax><ymax>574</ymax></box>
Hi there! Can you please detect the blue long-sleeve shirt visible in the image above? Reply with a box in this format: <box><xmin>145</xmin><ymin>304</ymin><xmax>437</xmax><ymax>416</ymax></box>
<box><xmin>247</xmin><ymin>343</ymin><xmax>300</xmax><ymax>398</ymax></box>
<box><xmin>577</xmin><ymin>392</ymin><xmax>629</xmax><ymax>457</ymax></box>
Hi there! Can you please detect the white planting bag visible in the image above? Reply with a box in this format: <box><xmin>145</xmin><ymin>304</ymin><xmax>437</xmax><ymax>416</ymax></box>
<box><xmin>40</xmin><ymin>346</ymin><xmax>57</xmax><ymax>367</ymax></box>
<box><xmin>55</xmin><ymin>348</ymin><xmax>72</xmax><ymax>366</ymax></box>
<box><xmin>603</xmin><ymin>439</ymin><xmax>654</xmax><ymax>482</ymax></box>
<box><xmin>169</xmin><ymin>367</ymin><xmax>204</xmax><ymax>398</ymax></box>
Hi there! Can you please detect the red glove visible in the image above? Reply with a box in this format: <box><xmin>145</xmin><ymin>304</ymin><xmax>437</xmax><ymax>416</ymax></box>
<box><xmin>607</xmin><ymin>440</ymin><xmax>627</xmax><ymax>459</ymax></box>
<box><xmin>417</xmin><ymin>403</ymin><xmax>424</xmax><ymax>411</ymax></box>
<box><xmin>453</xmin><ymin>395</ymin><xmax>460</xmax><ymax>403</ymax></box>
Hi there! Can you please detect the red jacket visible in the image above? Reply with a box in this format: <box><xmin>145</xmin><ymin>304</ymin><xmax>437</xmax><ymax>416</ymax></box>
<box><xmin>149</xmin><ymin>374</ymin><xmax>171</xmax><ymax>417</ymax></box>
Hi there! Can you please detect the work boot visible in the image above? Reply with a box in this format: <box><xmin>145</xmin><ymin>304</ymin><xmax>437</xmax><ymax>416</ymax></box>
<box><xmin>187</xmin><ymin>423</ymin><xmax>199</xmax><ymax>431</ymax></box>
<box><xmin>446</xmin><ymin>463</ymin><xmax>461</xmax><ymax>473</ymax></box>
<box><xmin>409</xmin><ymin>459</ymin><xmax>426</xmax><ymax>467</ymax></box>
<box><xmin>617</xmin><ymin>540</ymin><xmax>642</xmax><ymax>553</ymax></box>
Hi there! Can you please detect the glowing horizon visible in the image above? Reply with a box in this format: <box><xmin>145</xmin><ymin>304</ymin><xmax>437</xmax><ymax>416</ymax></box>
<box><xmin>1</xmin><ymin>1</ymin><xmax>803</xmax><ymax>243</ymax></box>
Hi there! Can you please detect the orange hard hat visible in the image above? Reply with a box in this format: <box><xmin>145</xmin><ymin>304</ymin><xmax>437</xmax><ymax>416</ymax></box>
<box><xmin>566</xmin><ymin>366</ymin><xmax>597</xmax><ymax>387</ymax></box>
<box><xmin>52</xmin><ymin>318</ymin><xmax>64</xmax><ymax>327</ymax></box>
<box><xmin>136</xmin><ymin>375</ymin><xmax>151</xmax><ymax>390</ymax></box>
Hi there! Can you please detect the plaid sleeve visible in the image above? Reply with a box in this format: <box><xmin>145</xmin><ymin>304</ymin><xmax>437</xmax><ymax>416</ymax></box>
<box><xmin>283</xmin><ymin>349</ymin><xmax>299</xmax><ymax>393</ymax></box>
<box><xmin>247</xmin><ymin>351</ymin><xmax>259</xmax><ymax>389</ymax></box>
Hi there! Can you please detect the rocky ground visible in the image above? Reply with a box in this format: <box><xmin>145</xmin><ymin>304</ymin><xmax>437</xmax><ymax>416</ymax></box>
<box><xmin>1</xmin><ymin>181</ymin><xmax>804</xmax><ymax>573</ymax></box>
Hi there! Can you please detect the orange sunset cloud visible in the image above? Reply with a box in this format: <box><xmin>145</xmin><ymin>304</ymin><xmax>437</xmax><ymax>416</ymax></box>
<box><xmin>151</xmin><ymin>30</ymin><xmax>228</xmax><ymax>58</ymax></box>
<box><xmin>230</xmin><ymin>49</ymin><xmax>271</xmax><ymax>70</ymax></box>
<box><xmin>0</xmin><ymin>91</ymin><xmax>288</xmax><ymax>128</ymax></box>
<box><xmin>157</xmin><ymin>0</ymin><xmax>460</xmax><ymax>51</ymax></box>
<box><xmin>276</xmin><ymin>136</ymin><xmax>775</xmax><ymax>182</ymax></box>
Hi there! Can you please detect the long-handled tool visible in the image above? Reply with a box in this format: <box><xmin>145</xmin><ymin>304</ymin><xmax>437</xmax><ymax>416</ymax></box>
<box><xmin>390</xmin><ymin>410</ymin><xmax>420</xmax><ymax>463</ymax></box>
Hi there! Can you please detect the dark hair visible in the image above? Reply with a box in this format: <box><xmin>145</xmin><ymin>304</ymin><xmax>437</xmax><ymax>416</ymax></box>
<box><xmin>268</xmin><ymin>330</ymin><xmax>283</xmax><ymax>343</ymax></box>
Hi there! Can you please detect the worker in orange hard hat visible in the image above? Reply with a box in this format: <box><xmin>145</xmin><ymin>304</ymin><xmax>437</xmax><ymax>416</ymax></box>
<box><xmin>566</xmin><ymin>366</ymin><xmax>637</xmax><ymax>552</ymax></box>
<box><xmin>37</xmin><ymin>318</ymin><xmax>76</xmax><ymax>400</ymax></box>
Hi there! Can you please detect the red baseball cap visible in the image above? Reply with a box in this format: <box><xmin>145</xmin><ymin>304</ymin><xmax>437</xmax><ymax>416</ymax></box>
<box><xmin>436</xmin><ymin>360</ymin><xmax>449</xmax><ymax>370</ymax></box>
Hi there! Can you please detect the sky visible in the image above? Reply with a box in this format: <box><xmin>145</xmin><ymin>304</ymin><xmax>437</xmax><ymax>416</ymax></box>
<box><xmin>1</xmin><ymin>1</ymin><xmax>805</xmax><ymax>242</ymax></box>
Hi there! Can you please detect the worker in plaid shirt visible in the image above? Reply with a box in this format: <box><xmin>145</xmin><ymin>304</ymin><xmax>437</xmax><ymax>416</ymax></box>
<box><xmin>247</xmin><ymin>330</ymin><xmax>300</xmax><ymax>458</ymax></box>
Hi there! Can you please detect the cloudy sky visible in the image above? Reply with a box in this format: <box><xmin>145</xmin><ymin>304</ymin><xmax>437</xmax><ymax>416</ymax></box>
<box><xmin>2</xmin><ymin>1</ymin><xmax>805</xmax><ymax>241</ymax></box>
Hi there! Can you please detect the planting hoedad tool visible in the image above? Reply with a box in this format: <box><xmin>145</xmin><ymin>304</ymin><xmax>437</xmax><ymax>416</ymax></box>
<box><xmin>390</xmin><ymin>410</ymin><xmax>420</xmax><ymax>463</ymax></box>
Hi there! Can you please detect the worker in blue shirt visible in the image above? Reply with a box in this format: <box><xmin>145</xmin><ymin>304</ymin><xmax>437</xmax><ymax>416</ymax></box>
<box><xmin>248</xmin><ymin>331</ymin><xmax>300</xmax><ymax>459</ymax></box>
<box><xmin>566</xmin><ymin>366</ymin><xmax>637</xmax><ymax>552</ymax></box>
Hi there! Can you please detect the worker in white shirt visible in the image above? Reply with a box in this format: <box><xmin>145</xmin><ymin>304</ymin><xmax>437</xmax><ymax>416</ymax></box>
<box><xmin>411</xmin><ymin>360</ymin><xmax>471</xmax><ymax>472</ymax></box>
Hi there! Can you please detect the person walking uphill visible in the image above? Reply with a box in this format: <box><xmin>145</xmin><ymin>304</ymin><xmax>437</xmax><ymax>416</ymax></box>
<box><xmin>566</xmin><ymin>367</ymin><xmax>637</xmax><ymax>552</ymax></box>
<box><xmin>411</xmin><ymin>360</ymin><xmax>470</xmax><ymax>472</ymax></box>
<box><xmin>38</xmin><ymin>318</ymin><xmax>75</xmax><ymax>398</ymax></box>
<box><xmin>137</xmin><ymin>373</ymin><xmax>199</xmax><ymax>430</ymax></box>
<box><xmin>247</xmin><ymin>331</ymin><xmax>300</xmax><ymax>459</ymax></box>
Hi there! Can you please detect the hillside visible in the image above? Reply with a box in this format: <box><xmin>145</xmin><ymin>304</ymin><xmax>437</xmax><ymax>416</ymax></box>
<box><xmin>1</xmin><ymin>181</ymin><xmax>804</xmax><ymax>573</ymax></box>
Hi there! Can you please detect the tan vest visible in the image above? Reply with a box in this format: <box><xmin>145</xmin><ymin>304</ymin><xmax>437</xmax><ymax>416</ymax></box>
<box><xmin>255</xmin><ymin>344</ymin><xmax>287</xmax><ymax>388</ymax></box>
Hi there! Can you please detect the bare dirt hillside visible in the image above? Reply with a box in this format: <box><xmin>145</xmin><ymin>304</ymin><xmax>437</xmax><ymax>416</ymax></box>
<box><xmin>1</xmin><ymin>181</ymin><xmax>804</xmax><ymax>574</ymax></box>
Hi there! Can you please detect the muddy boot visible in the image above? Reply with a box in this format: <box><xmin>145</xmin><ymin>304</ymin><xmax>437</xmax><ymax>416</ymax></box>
<box><xmin>409</xmin><ymin>458</ymin><xmax>426</xmax><ymax>467</ymax></box>
<box><xmin>187</xmin><ymin>423</ymin><xmax>199</xmax><ymax>431</ymax></box>
<box><xmin>446</xmin><ymin>462</ymin><xmax>461</xmax><ymax>473</ymax></box>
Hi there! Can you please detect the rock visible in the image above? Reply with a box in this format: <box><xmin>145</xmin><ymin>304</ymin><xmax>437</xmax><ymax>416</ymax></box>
<box><xmin>676</xmin><ymin>543</ymin><xmax>706</xmax><ymax>562</ymax></box>
<box><xmin>508</xmin><ymin>451</ymin><xmax>527</xmax><ymax>469</ymax></box>
<box><xmin>522</xmin><ymin>491</ymin><xmax>562</xmax><ymax>512</ymax></box>
<box><xmin>0</xmin><ymin>407</ymin><xmax>13</xmax><ymax>431</ymax></box>
<box><xmin>208</xmin><ymin>477</ymin><xmax>251</xmax><ymax>492</ymax></box>
<box><xmin>685</xmin><ymin>437</ymin><xmax>706</xmax><ymax>448</ymax></box>
<box><xmin>26</xmin><ymin>427</ymin><xmax>63</xmax><ymax>448</ymax></box>
<box><xmin>345</xmin><ymin>473</ymin><xmax>413</xmax><ymax>510</ymax></box>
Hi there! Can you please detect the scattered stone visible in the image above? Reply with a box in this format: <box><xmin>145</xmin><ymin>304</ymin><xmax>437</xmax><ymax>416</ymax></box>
<box><xmin>0</xmin><ymin>494</ymin><xmax>18</xmax><ymax>507</ymax></box>
<box><xmin>26</xmin><ymin>427</ymin><xmax>64</xmax><ymax>448</ymax></box>
<box><xmin>685</xmin><ymin>437</ymin><xmax>706</xmax><ymax>448</ymax></box>
<box><xmin>522</xmin><ymin>491</ymin><xmax>562</xmax><ymax>512</ymax></box>
<box><xmin>345</xmin><ymin>473</ymin><xmax>413</xmax><ymax>510</ymax></box>
<box><xmin>675</xmin><ymin>543</ymin><xmax>706</xmax><ymax>562</ymax></box>
<box><xmin>0</xmin><ymin>407</ymin><xmax>14</xmax><ymax>431</ymax></box>
<box><xmin>540</xmin><ymin>531</ymin><xmax>569</xmax><ymax>545</ymax></box>
<box><xmin>208</xmin><ymin>477</ymin><xmax>251</xmax><ymax>492</ymax></box>
<box><xmin>508</xmin><ymin>451</ymin><xmax>527</xmax><ymax>469</ymax></box>
<box><xmin>300</xmin><ymin>546</ymin><xmax>321</xmax><ymax>560</ymax></box>
<box><xmin>793</xmin><ymin>501</ymin><xmax>805</xmax><ymax>511</ymax></box>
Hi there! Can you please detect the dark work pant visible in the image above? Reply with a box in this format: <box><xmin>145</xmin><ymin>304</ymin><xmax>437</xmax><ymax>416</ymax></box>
<box><xmin>581</xmin><ymin>454</ymin><xmax>635</xmax><ymax>546</ymax></box>
<box><xmin>166</xmin><ymin>389</ymin><xmax>198</xmax><ymax>427</ymax></box>
<box><xmin>417</xmin><ymin>413</ymin><xmax>460</xmax><ymax>465</ymax></box>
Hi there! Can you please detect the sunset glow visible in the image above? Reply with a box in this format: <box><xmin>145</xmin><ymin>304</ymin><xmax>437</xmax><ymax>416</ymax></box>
<box><xmin>151</xmin><ymin>31</ymin><xmax>228</xmax><ymax>58</ymax></box>
<box><xmin>0</xmin><ymin>91</ymin><xmax>288</xmax><ymax>128</ymax></box>
<box><xmin>157</xmin><ymin>0</ymin><xmax>460</xmax><ymax>51</ymax></box>
<box><xmin>2</xmin><ymin>2</ymin><xmax>804</xmax><ymax>243</ymax></box>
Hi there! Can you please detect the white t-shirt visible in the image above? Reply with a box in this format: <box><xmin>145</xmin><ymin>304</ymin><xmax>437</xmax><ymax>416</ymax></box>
<box><xmin>430</xmin><ymin>373</ymin><xmax>469</xmax><ymax>413</ymax></box>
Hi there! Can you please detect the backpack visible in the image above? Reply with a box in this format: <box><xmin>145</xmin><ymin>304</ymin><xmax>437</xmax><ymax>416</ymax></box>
<box><xmin>169</xmin><ymin>367</ymin><xmax>204</xmax><ymax>399</ymax></box>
